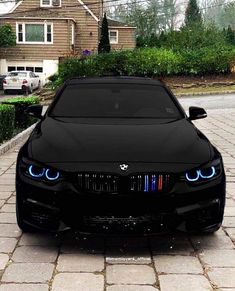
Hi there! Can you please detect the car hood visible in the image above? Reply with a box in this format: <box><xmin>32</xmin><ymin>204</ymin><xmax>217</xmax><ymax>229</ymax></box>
<box><xmin>27</xmin><ymin>117</ymin><xmax>212</xmax><ymax>172</ymax></box>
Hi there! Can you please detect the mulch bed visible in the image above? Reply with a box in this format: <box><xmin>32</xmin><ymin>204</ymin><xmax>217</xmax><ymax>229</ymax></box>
<box><xmin>161</xmin><ymin>74</ymin><xmax>235</xmax><ymax>88</ymax></box>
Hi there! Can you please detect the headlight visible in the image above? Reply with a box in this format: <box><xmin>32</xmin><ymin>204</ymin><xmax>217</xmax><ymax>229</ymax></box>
<box><xmin>184</xmin><ymin>159</ymin><xmax>221</xmax><ymax>183</ymax></box>
<box><xmin>20</xmin><ymin>158</ymin><xmax>61</xmax><ymax>182</ymax></box>
<box><xmin>45</xmin><ymin>169</ymin><xmax>60</xmax><ymax>181</ymax></box>
<box><xmin>28</xmin><ymin>165</ymin><xmax>45</xmax><ymax>178</ymax></box>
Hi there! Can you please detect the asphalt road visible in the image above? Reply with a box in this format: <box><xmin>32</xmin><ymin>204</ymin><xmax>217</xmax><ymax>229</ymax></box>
<box><xmin>178</xmin><ymin>93</ymin><xmax>235</xmax><ymax>110</ymax></box>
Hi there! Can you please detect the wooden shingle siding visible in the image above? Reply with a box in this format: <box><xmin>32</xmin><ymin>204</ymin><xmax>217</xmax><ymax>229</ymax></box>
<box><xmin>110</xmin><ymin>28</ymin><xmax>136</xmax><ymax>50</ymax></box>
<box><xmin>11</xmin><ymin>0</ymin><xmax>100</xmax><ymax>51</ymax></box>
<box><xmin>0</xmin><ymin>19</ymin><xmax>72</xmax><ymax>60</ymax></box>
<box><xmin>15</xmin><ymin>0</ymin><xmax>101</xmax><ymax>19</ymax></box>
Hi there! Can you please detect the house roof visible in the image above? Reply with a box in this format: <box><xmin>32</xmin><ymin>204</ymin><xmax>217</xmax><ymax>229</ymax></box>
<box><xmin>107</xmin><ymin>18</ymin><xmax>136</xmax><ymax>28</ymax></box>
<box><xmin>0</xmin><ymin>8</ymin><xmax>75</xmax><ymax>21</ymax></box>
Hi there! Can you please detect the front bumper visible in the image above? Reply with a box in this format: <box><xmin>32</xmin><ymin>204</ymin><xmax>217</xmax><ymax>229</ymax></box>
<box><xmin>16</xmin><ymin>170</ymin><xmax>226</xmax><ymax>234</ymax></box>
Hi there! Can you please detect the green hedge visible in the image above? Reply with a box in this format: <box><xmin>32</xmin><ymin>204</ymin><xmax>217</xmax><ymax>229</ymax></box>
<box><xmin>3</xmin><ymin>96</ymin><xmax>39</xmax><ymax>104</ymax></box>
<box><xmin>180</xmin><ymin>47</ymin><xmax>234</xmax><ymax>75</ymax></box>
<box><xmin>0</xmin><ymin>104</ymin><xmax>15</xmax><ymax>143</ymax></box>
<box><xmin>2</xmin><ymin>96</ymin><xmax>39</xmax><ymax>129</ymax></box>
<box><xmin>53</xmin><ymin>46</ymin><xmax>235</xmax><ymax>86</ymax></box>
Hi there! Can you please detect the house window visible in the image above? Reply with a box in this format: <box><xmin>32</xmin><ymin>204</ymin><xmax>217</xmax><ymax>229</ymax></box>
<box><xmin>8</xmin><ymin>66</ymin><xmax>16</xmax><ymax>72</ymax></box>
<box><xmin>8</xmin><ymin>66</ymin><xmax>44</xmax><ymax>73</ymax></box>
<box><xmin>35</xmin><ymin>67</ymin><xmax>43</xmax><ymax>73</ymax></box>
<box><xmin>42</xmin><ymin>0</ymin><xmax>50</xmax><ymax>5</ymax></box>
<box><xmin>26</xmin><ymin>66</ymin><xmax>34</xmax><ymax>72</ymax></box>
<box><xmin>47</xmin><ymin>24</ymin><xmax>52</xmax><ymax>42</ymax></box>
<box><xmin>17</xmin><ymin>66</ymin><xmax>25</xmax><ymax>71</ymax></box>
<box><xmin>40</xmin><ymin>0</ymin><xmax>61</xmax><ymax>7</ymax></box>
<box><xmin>109</xmin><ymin>30</ymin><xmax>118</xmax><ymax>44</ymax></box>
<box><xmin>25</xmin><ymin>24</ymin><xmax>44</xmax><ymax>42</ymax></box>
<box><xmin>17</xmin><ymin>23</ymin><xmax>53</xmax><ymax>44</ymax></box>
<box><xmin>18</xmin><ymin>24</ymin><xmax>23</xmax><ymax>42</ymax></box>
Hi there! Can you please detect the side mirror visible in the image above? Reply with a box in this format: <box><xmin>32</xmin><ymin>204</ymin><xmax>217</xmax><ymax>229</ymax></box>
<box><xmin>25</xmin><ymin>104</ymin><xmax>43</xmax><ymax>119</ymax></box>
<box><xmin>189</xmin><ymin>106</ymin><xmax>207</xmax><ymax>120</ymax></box>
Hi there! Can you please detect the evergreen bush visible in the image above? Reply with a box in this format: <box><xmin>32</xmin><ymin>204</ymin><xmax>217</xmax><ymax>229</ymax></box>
<box><xmin>0</xmin><ymin>104</ymin><xmax>15</xmax><ymax>143</ymax></box>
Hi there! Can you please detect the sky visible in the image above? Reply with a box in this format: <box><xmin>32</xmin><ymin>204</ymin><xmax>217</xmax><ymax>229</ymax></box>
<box><xmin>0</xmin><ymin>1</ymin><xmax>15</xmax><ymax>15</ymax></box>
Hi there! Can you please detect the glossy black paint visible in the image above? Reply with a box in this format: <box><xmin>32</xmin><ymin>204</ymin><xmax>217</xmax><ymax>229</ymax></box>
<box><xmin>189</xmin><ymin>106</ymin><xmax>207</xmax><ymax>120</ymax></box>
<box><xmin>16</xmin><ymin>77</ymin><xmax>226</xmax><ymax>234</ymax></box>
<box><xmin>25</xmin><ymin>104</ymin><xmax>43</xmax><ymax>120</ymax></box>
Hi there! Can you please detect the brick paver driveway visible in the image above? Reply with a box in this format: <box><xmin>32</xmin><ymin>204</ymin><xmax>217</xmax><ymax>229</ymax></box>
<box><xmin>0</xmin><ymin>108</ymin><xmax>235</xmax><ymax>291</ymax></box>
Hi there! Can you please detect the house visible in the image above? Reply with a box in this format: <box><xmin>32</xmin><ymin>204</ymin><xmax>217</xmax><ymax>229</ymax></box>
<box><xmin>0</xmin><ymin>0</ymin><xmax>136</xmax><ymax>83</ymax></box>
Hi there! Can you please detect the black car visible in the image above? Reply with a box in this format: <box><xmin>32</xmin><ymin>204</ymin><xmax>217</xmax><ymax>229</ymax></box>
<box><xmin>16</xmin><ymin>77</ymin><xmax>226</xmax><ymax>234</ymax></box>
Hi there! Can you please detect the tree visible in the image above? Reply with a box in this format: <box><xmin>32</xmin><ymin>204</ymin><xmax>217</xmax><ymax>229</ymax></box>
<box><xmin>160</xmin><ymin>0</ymin><xmax>181</xmax><ymax>31</ymax></box>
<box><xmin>219</xmin><ymin>2</ymin><xmax>235</xmax><ymax>29</ymax></box>
<box><xmin>225</xmin><ymin>25</ymin><xmax>235</xmax><ymax>45</ymax></box>
<box><xmin>106</xmin><ymin>0</ymin><xmax>181</xmax><ymax>38</ymax></box>
<box><xmin>98</xmin><ymin>13</ymin><xmax>111</xmax><ymax>54</ymax></box>
<box><xmin>184</xmin><ymin>0</ymin><xmax>202</xmax><ymax>26</ymax></box>
<box><xmin>0</xmin><ymin>24</ymin><xmax>16</xmax><ymax>48</ymax></box>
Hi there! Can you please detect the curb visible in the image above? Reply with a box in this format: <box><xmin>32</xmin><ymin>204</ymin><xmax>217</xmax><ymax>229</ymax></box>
<box><xmin>0</xmin><ymin>123</ymin><xmax>36</xmax><ymax>156</ymax></box>
<box><xmin>176</xmin><ymin>90</ymin><xmax>235</xmax><ymax>98</ymax></box>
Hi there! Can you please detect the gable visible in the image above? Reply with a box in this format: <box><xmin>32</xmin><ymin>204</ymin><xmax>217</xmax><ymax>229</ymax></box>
<box><xmin>7</xmin><ymin>0</ymin><xmax>100</xmax><ymax>22</ymax></box>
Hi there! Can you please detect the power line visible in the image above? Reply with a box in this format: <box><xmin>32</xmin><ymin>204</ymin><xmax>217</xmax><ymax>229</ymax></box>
<box><xmin>0</xmin><ymin>0</ymin><xmax>234</xmax><ymax>17</ymax></box>
<box><xmin>0</xmin><ymin>0</ymin><xmax>188</xmax><ymax>15</ymax></box>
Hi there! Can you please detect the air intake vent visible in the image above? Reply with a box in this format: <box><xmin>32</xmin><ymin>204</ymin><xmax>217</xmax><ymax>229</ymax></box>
<box><xmin>130</xmin><ymin>174</ymin><xmax>169</xmax><ymax>192</ymax></box>
<box><xmin>77</xmin><ymin>173</ymin><xmax>171</xmax><ymax>194</ymax></box>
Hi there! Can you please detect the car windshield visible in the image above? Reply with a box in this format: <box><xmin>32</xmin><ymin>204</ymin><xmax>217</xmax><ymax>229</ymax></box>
<box><xmin>8</xmin><ymin>72</ymin><xmax>27</xmax><ymax>77</ymax></box>
<box><xmin>50</xmin><ymin>83</ymin><xmax>182</xmax><ymax>119</ymax></box>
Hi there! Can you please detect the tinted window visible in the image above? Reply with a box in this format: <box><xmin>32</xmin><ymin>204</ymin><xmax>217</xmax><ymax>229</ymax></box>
<box><xmin>51</xmin><ymin>83</ymin><xmax>182</xmax><ymax>119</ymax></box>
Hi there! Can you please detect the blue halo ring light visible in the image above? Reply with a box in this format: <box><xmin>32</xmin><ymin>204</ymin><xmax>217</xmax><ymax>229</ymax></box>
<box><xmin>185</xmin><ymin>170</ymin><xmax>200</xmax><ymax>182</ymax></box>
<box><xmin>28</xmin><ymin>165</ymin><xmax>45</xmax><ymax>178</ymax></box>
<box><xmin>45</xmin><ymin>169</ymin><xmax>60</xmax><ymax>181</ymax></box>
<box><xmin>199</xmin><ymin>166</ymin><xmax>216</xmax><ymax>179</ymax></box>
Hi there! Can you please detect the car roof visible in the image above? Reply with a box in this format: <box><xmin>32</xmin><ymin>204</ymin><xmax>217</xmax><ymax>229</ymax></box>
<box><xmin>66</xmin><ymin>76</ymin><xmax>164</xmax><ymax>86</ymax></box>
<box><xmin>8</xmin><ymin>71</ymin><xmax>29</xmax><ymax>73</ymax></box>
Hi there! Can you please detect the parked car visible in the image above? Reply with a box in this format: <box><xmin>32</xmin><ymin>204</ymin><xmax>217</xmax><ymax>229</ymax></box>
<box><xmin>0</xmin><ymin>74</ymin><xmax>7</xmax><ymax>90</ymax></box>
<box><xmin>3</xmin><ymin>71</ymin><xmax>40</xmax><ymax>94</ymax></box>
<box><xmin>16</xmin><ymin>77</ymin><xmax>226</xmax><ymax>234</ymax></box>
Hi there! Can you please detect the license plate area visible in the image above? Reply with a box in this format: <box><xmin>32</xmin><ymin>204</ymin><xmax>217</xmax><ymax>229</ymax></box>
<box><xmin>83</xmin><ymin>215</ymin><xmax>152</xmax><ymax>225</ymax></box>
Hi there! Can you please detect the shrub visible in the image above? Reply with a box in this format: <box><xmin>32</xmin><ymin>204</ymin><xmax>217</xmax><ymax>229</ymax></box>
<box><xmin>0</xmin><ymin>23</ymin><xmax>16</xmax><ymax>48</ymax></box>
<box><xmin>53</xmin><ymin>46</ymin><xmax>235</xmax><ymax>86</ymax></box>
<box><xmin>2</xmin><ymin>96</ymin><xmax>40</xmax><ymax>129</ymax></box>
<box><xmin>0</xmin><ymin>104</ymin><xmax>15</xmax><ymax>143</ymax></box>
<box><xmin>123</xmin><ymin>48</ymin><xmax>182</xmax><ymax>76</ymax></box>
<box><xmin>180</xmin><ymin>46</ymin><xmax>235</xmax><ymax>75</ymax></box>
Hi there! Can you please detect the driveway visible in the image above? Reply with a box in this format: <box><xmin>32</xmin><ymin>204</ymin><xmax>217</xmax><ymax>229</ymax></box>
<box><xmin>0</xmin><ymin>101</ymin><xmax>234</xmax><ymax>290</ymax></box>
<box><xmin>0</xmin><ymin>90</ymin><xmax>25</xmax><ymax>101</ymax></box>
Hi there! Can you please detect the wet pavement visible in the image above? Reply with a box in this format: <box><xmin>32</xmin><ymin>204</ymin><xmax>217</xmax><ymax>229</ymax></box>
<box><xmin>0</xmin><ymin>104</ymin><xmax>235</xmax><ymax>290</ymax></box>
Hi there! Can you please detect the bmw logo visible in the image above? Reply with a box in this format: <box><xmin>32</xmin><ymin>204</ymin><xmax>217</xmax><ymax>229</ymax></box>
<box><xmin>120</xmin><ymin>164</ymin><xmax>129</xmax><ymax>171</ymax></box>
